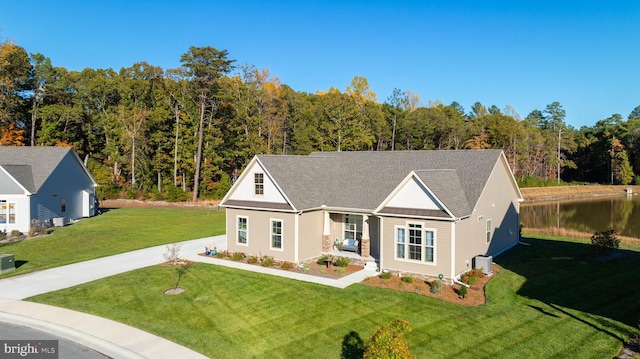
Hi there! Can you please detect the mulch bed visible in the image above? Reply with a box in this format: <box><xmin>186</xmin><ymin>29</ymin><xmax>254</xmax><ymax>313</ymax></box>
<box><xmin>362</xmin><ymin>267</ymin><xmax>498</xmax><ymax>306</ymax></box>
<box><xmin>197</xmin><ymin>253</ymin><xmax>362</xmax><ymax>278</ymax></box>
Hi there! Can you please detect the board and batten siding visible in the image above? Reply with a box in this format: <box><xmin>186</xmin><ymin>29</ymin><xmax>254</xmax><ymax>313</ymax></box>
<box><xmin>0</xmin><ymin>169</ymin><xmax>25</xmax><ymax>194</ymax></box>
<box><xmin>380</xmin><ymin>216</ymin><xmax>452</xmax><ymax>278</ymax></box>
<box><xmin>225</xmin><ymin>208</ymin><xmax>297</xmax><ymax>262</ymax></box>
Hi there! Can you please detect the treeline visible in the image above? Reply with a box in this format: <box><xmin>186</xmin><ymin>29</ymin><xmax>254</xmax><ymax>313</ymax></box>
<box><xmin>1</xmin><ymin>41</ymin><xmax>639</xmax><ymax>200</ymax></box>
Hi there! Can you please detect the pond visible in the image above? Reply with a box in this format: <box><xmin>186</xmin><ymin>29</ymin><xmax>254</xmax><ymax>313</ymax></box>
<box><xmin>520</xmin><ymin>194</ymin><xmax>640</xmax><ymax>239</ymax></box>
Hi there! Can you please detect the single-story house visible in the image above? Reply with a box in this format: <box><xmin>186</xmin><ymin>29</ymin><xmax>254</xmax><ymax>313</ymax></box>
<box><xmin>0</xmin><ymin>146</ymin><xmax>98</xmax><ymax>233</ymax></box>
<box><xmin>220</xmin><ymin>150</ymin><xmax>523</xmax><ymax>279</ymax></box>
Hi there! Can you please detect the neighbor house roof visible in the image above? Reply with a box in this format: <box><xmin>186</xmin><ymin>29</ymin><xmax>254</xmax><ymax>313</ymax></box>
<box><xmin>252</xmin><ymin>150</ymin><xmax>507</xmax><ymax>218</ymax></box>
<box><xmin>0</xmin><ymin>146</ymin><xmax>93</xmax><ymax>193</ymax></box>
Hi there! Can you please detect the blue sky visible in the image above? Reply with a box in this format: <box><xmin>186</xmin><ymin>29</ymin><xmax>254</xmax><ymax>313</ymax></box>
<box><xmin>1</xmin><ymin>1</ymin><xmax>638</xmax><ymax>128</ymax></box>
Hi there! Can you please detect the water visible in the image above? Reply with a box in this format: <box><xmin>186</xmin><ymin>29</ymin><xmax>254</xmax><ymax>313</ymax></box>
<box><xmin>520</xmin><ymin>194</ymin><xmax>640</xmax><ymax>239</ymax></box>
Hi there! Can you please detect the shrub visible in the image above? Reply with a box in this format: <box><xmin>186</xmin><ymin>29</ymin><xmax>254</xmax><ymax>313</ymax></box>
<box><xmin>335</xmin><ymin>267</ymin><xmax>346</xmax><ymax>275</ymax></box>
<box><xmin>246</xmin><ymin>255</ymin><xmax>259</xmax><ymax>264</ymax></box>
<box><xmin>458</xmin><ymin>285</ymin><xmax>468</xmax><ymax>299</ymax></box>
<box><xmin>459</xmin><ymin>268</ymin><xmax>484</xmax><ymax>285</ymax></box>
<box><xmin>380</xmin><ymin>271</ymin><xmax>392</xmax><ymax>280</ymax></box>
<box><xmin>334</xmin><ymin>256</ymin><xmax>350</xmax><ymax>267</ymax></box>
<box><xmin>231</xmin><ymin>251</ymin><xmax>246</xmax><ymax>261</ymax></box>
<box><xmin>28</xmin><ymin>226</ymin><xmax>37</xmax><ymax>237</ymax></box>
<box><xmin>163</xmin><ymin>243</ymin><xmax>182</xmax><ymax>265</ymax></box>
<box><xmin>430</xmin><ymin>279</ymin><xmax>441</xmax><ymax>294</ymax></box>
<box><xmin>280</xmin><ymin>261</ymin><xmax>295</xmax><ymax>270</ymax></box>
<box><xmin>10</xmin><ymin>230</ymin><xmax>21</xmax><ymax>237</ymax></box>
<box><xmin>215</xmin><ymin>250</ymin><xmax>230</xmax><ymax>259</ymax></box>
<box><xmin>364</xmin><ymin>319</ymin><xmax>415</xmax><ymax>359</ymax></box>
<box><xmin>316</xmin><ymin>254</ymin><xmax>331</xmax><ymax>265</ymax></box>
<box><xmin>401</xmin><ymin>276</ymin><xmax>414</xmax><ymax>284</ymax></box>
<box><xmin>261</xmin><ymin>255</ymin><xmax>275</xmax><ymax>267</ymax></box>
<box><xmin>590</xmin><ymin>229</ymin><xmax>620</xmax><ymax>256</ymax></box>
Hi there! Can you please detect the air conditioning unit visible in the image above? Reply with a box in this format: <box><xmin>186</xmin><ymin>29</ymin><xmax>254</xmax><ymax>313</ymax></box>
<box><xmin>0</xmin><ymin>254</ymin><xmax>15</xmax><ymax>274</ymax></box>
<box><xmin>473</xmin><ymin>255</ymin><xmax>493</xmax><ymax>276</ymax></box>
<box><xmin>53</xmin><ymin>217</ymin><xmax>69</xmax><ymax>227</ymax></box>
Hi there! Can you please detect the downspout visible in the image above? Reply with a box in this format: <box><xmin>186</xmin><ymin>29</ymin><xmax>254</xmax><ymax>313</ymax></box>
<box><xmin>294</xmin><ymin>210</ymin><xmax>301</xmax><ymax>264</ymax></box>
<box><xmin>378</xmin><ymin>217</ymin><xmax>384</xmax><ymax>272</ymax></box>
<box><xmin>453</xmin><ymin>274</ymin><xmax>470</xmax><ymax>288</ymax></box>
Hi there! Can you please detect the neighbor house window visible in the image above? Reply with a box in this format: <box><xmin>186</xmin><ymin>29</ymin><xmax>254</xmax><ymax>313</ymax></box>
<box><xmin>254</xmin><ymin>173</ymin><xmax>264</xmax><ymax>195</ymax></box>
<box><xmin>486</xmin><ymin>219</ymin><xmax>492</xmax><ymax>243</ymax></box>
<box><xmin>237</xmin><ymin>216</ymin><xmax>248</xmax><ymax>244</ymax></box>
<box><xmin>395</xmin><ymin>222</ymin><xmax>435</xmax><ymax>263</ymax></box>
<box><xmin>0</xmin><ymin>200</ymin><xmax>15</xmax><ymax>224</ymax></box>
<box><xmin>271</xmin><ymin>219</ymin><xmax>283</xmax><ymax>249</ymax></box>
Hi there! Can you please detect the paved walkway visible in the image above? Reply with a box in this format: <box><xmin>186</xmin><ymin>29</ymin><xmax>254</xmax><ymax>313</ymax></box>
<box><xmin>0</xmin><ymin>235</ymin><xmax>378</xmax><ymax>358</ymax></box>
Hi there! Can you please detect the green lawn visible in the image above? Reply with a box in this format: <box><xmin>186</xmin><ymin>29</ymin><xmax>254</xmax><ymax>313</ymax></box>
<box><xmin>28</xmin><ymin>235</ymin><xmax>640</xmax><ymax>358</ymax></box>
<box><xmin>0</xmin><ymin>207</ymin><xmax>225</xmax><ymax>276</ymax></box>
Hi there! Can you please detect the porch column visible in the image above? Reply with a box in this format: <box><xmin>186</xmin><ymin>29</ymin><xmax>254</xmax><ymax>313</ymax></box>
<box><xmin>322</xmin><ymin>210</ymin><xmax>332</xmax><ymax>252</ymax></box>
<box><xmin>361</xmin><ymin>214</ymin><xmax>370</xmax><ymax>258</ymax></box>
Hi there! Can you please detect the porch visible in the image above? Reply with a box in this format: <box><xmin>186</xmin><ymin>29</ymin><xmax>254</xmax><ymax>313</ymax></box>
<box><xmin>320</xmin><ymin>211</ymin><xmax>379</xmax><ymax>269</ymax></box>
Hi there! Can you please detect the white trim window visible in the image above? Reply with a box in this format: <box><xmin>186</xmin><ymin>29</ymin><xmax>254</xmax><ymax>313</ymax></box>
<box><xmin>237</xmin><ymin>216</ymin><xmax>248</xmax><ymax>245</ymax></box>
<box><xmin>0</xmin><ymin>200</ymin><xmax>16</xmax><ymax>224</ymax></box>
<box><xmin>395</xmin><ymin>222</ymin><xmax>436</xmax><ymax>263</ymax></box>
<box><xmin>254</xmin><ymin>173</ymin><xmax>264</xmax><ymax>195</ymax></box>
<box><xmin>271</xmin><ymin>219</ymin><xmax>283</xmax><ymax>250</ymax></box>
<box><xmin>486</xmin><ymin>219</ymin><xmax>492</xmax><ymax>243</ymax></box>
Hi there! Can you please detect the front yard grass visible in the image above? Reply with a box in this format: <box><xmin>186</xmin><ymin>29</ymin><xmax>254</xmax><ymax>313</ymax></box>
<box><xmin>0</xmin><ymin>208</ymin><xmax>225</xmax><ymax>276</ymax></box>
<box><xmin>28</xmin><ymin>235</ymin><xmax>640</xmax><ymax>358</ymax></box>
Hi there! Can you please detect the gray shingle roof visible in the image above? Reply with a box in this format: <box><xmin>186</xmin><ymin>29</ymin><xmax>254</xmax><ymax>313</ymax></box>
<box><xmin>256</xmin><ymin>150</ymin><xmax>503</xmax><ymax>218</ymax></box>
<box><xmin>0</xmin><ymin>146</ymin><xmax>76</xmax><ymax>193</ymax></box>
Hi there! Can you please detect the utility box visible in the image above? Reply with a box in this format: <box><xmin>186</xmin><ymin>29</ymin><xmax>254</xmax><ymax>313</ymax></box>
<box><xmin>0</xmin><ymin>254</ymin><xmax>15</xmax><ymax>274</ymax></box>
<box><xmin>473</xmin><ymin>255</ymin><xmax>493</xmax><ymax>276</ymax></box>
<box><xmin>53</xmin><ymin>217</ymin><xmax>69</xmax><ymax>227</ymax></box>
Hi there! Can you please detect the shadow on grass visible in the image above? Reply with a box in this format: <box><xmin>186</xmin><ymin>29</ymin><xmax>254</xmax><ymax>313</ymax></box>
<box><xmin>495</xmin><ymin>237</ymin><xmax>640</xmax><ymax>330</ymax></box>
<box><xmin>341</xmin><ymin>331</ymin><xmax>364</xmax><ymax>359</ymax></box>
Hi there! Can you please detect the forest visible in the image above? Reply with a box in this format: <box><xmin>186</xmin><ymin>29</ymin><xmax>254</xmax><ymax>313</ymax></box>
<box><xmin>1</xmin><ymin>41</ymin><xmax>640</xmax><ymax>200</ymax></box>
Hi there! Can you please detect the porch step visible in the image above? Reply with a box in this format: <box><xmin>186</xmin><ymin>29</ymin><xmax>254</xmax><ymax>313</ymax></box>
<box><xmin>364</xmin><ymin>261</ymin><xmax>378</xmax><ymax>270</ymax></box>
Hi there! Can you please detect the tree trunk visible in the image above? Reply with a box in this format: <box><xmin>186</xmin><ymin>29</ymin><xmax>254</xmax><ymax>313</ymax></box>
<box><xmin>173</xmin><ymin>103</ymin><xmax>179</xmax><ymax>186</ymax></box>
<box><xmin>192</xmin><ymin>96</ymin><xmax>205</xmax><ymax>201</ymax></box>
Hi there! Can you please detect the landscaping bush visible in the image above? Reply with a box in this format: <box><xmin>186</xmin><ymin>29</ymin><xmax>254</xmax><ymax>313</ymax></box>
<box><xmin>364</xmin><ymin>319</ymin><xmax>415</xmax><ymax>359</ymax></box>
<box><xmin>215</xmin><ymin>250</ymin><xmax>230</xmax><ymax>259</ymax></box>
<box><xmin>280</xmin><ymin>261</ymin><xmax>295</xmax><ymax>270</ymax></box>
<box><xmin>334</xmin><ymin>256</ymin><xmax>350</xmax><ymax>267</ymax></box>
<box><xmin>261</xmin><ymin>256</ymin><xmax>275</xmax><ymax>267</ymax></box>
<box><xmin>380</xmin><ymin>271</ymin><xmax>392</xmax><ymax>280</ymax></box>
<box><xmin>231</xmin><ymin>251</ymin><xmax>246</xmax><ymax>261</ymax></box>
<box><xmin>429</xmin><ymin>279</ymin><xmax>441</xmax><ymax>294</ymax></box>
<box><xmin>246</xmin><ymin>255</ymin><xmax>259</xmax><ymax>264</ymax></box>
<box><xmin>316</xmin><ymin>254</ymin><xmax>331</xmax><ymax>265</ymax></box>
<box><xmin>459</xmin><ymin>268</ymin><xmax>484</xmax><ymax>285</ymax></box>
<box><xmin>458</xmin><ymin>285</ymin><xmax>468</xmax><ymax>299</ymax></box>
<box><xmin>401</xmin><ymin>276</ymin><xmax>414</xmax><ymax>284</ymax></box>
<box><xmin>10</xmin><ymin>230</ymin><xmax>21</xmax><ymax>237</ymax></box>
<box><xmin>590</xmin><ymin>229</ymin><xmax>620</xmax><ymax>256</ymax></box>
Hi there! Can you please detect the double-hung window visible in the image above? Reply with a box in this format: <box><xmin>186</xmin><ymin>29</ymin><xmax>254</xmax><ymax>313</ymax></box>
<box><xmin>237</xmin><ymin>216</ymin><xmax>248</xmax><ymax>244</ymax></box>
<box><xmin>395</xmin><ymin>222</ymin><xmax>435</xmax><ymax>263</ymax></box>
<box><xmin>254</xmin><ymin>173</ymin><xmax>264</xmax><ymax>195</ymax></box>
<box><xmin>271</xmin><ymin>219</ymin><xmax>283</xmax><ymax>249</ymax></box>
<box><xmin>0</xmin><ymin>200</ymin><xmax>15</xmax><ymax>224</ymax></box>
<box><xmin>486</xmin><ymin>219</ymin><xmax>492</xmax><ymax>243</ymax></box>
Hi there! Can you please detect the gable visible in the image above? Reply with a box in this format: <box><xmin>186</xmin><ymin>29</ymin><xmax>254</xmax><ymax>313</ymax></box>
<box><xmin>385</xmin><ymin>176</ymin><xmax>444</xmax><ymax>211</ymax></box>
<box><xmin>221</xmin><ymin>158</ymin><xmax>292</xmax><ymax>210</ymax></box>
<box><xmin>0</xmin><ymin>166</ymin><xmax>29</xmax><ymax>194</ymax></box>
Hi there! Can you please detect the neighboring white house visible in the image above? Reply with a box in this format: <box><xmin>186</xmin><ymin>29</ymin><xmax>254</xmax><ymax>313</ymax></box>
<box><xmin>0</xmin><ymin>146</ymin><xmax>98</xmax><ymax>234</ymax></box>
<box><xmin>220</xmin><ymin>150</ymin><xmax>524</xmax><ymax>280</ymax></box>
